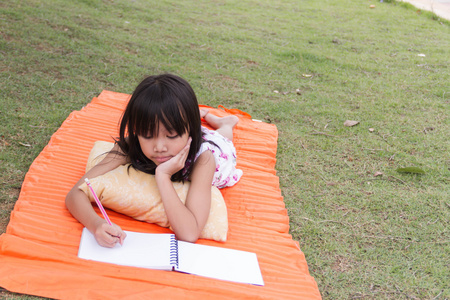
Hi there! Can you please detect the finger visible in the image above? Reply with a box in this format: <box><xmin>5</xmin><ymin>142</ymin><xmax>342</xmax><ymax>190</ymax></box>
<box><xmin>107</xmin><ymin>225</ymin><xmax>127</xmax><ymax>242</ymax></box>
<box><xmin>181</xmin><ymin>137</ymin><xmax>192</xmax><ymax>156</ymax></box>
<box><xmin>172</xmin><ymin>138</ymin><xmax>191</xmax><ymax>162</ymax></box>
<box><xmin>177</xmin><ymin>146</ymin><xmax>190</xmax><ymax>166</ymax></box>
<box><xmin>118</xmin><ymin>231</ymin><xmax>127</xmax><ymax>245</ymax></box>
<box><xmin>105</xmin><ymin>231</ymin><xmax>119</xmax><ymax>243</ymax></box>
<box><xmin>97</xmin><ymin>234</ymin><xmax>118</xmax><ymax>248</ymax></box>
<box><xmin>181</xmin><ymin>144</ymin><xmax>190</xmax><ymax>158</ymax></box>
<box><xmin>114</xmin><ymin>228</ymin><xmax>127</xmax><ymax>245</ymax></box>
<box><xmin>105</xmin><ymin>226</ymin><xmax>120</xmax><ymax>238</ymax></box>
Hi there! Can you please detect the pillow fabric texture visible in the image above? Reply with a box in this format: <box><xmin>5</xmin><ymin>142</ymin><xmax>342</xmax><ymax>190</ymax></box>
<box><xmin>78</xmin><ymin>141</ymin><xmax>228</xmax><ymax>242</ymax></box>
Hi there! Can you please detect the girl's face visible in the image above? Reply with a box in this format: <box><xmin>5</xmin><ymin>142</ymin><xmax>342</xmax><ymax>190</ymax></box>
<box><xmin>137</xmin><ymin>122</ymin><xmax>190</xmax><ymax>165</ymax></box>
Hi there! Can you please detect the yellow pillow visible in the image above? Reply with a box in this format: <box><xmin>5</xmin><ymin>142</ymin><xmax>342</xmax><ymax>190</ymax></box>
<box><xmin>78</xmin><ymin>141</ymin><xmax>228</xmax><ymax>242</ymax></box>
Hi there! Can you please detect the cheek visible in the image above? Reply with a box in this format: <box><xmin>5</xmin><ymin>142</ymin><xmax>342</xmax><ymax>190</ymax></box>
<box><xmin>179</xmin><ymin>136</ymin><xmax>190</xmax><ymax>149</ymax></box>
<box><xmin>138</xmin><ymin>139</ymin><xmax>153</xmax><ymax>156</ymax></box>
<box><xmin>177</xmin><ymin>141</ymin><xmax>186</xmax><ymax>152</ymax></box>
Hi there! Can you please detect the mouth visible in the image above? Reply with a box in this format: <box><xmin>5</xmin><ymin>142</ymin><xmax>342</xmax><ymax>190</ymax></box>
<box><xmin>153</xmin><ymin>156</ymin><xmax>171</xmax><ymax>164</ymax></box>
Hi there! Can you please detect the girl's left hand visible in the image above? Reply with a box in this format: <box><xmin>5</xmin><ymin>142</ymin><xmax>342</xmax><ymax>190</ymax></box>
<box><xmin>156</xmin><ymin>137</ymin><xmax>192</xmax><ymax>177</ymax></box>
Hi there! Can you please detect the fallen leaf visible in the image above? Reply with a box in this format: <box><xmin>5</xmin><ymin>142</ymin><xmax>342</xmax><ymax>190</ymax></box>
<box><xmin>396</xmin><ymin>167</ymin><xmax>425</xmax><ymax>174</ymax></box>
<box><xmin>418</xmin><ymin>53</ymin><xmax>426</xmax><ymax>57</ymax></box>
<box><xmin>423</xmin><ymin>127</ymin><xmax>434</xmax><ymax>134</ymax></box>
<box><xmin>273</xmin><ymin>90</ymin><xmax>279</xmax><ymax>93</ymax></box>
<box><xmin>302</xmin><ymin>74</ymin><xmax>312</xmax><ymax>78</ymax></box>
<box><xmin>369</xmin><ymin>128</ymin><xmax>375</xmax><ymax>132</ymax></box>
<box><xmin>344</xmin><ymin>120</ymin><xmax>360</xmax><ymax>127</ymax></box>
<box><xmin>374</xmin><ymin>172</ymin><xmax>383</xmax><ymax>177</ymax></box>
<box><xmin>370</xmin><ymin>5</ymin><xmax>376</xmax><ymax>8</ymax></box>
<box><xmin>19</xmin><ymin>142</ymin><xmax>31</xmax><ymax>147</ymax></box>
<box><xmin>332</xmin><ymin>38</ymin><xmax>340</xmax><ymax>44</ymax></box>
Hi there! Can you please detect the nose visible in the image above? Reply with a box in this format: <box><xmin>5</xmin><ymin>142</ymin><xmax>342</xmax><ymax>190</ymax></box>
<box><xmin>153</xmin><ymin>137</ymin><xmax>167</xmax><ymax>152</ymax></box>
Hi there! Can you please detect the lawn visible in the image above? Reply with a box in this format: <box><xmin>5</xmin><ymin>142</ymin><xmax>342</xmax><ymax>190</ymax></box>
<box><xmin>1</xmin><ymin>0</ymin><xmax>449</xmax><ymax>299</ymax></box>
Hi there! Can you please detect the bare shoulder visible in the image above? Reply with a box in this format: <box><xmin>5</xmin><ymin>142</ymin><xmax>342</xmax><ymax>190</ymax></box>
<box><xmin>190</xmin><ymin>150</ymin><xmax>215</xmax><ymax>182</ymax></box>
<box><xmin>193</xmin><ymin>150</ymin><xmax>215</xmax><ymax>170</ymax></box>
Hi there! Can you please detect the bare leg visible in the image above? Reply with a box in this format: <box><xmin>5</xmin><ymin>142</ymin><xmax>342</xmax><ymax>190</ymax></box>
<box><xmin>200</xmin><ymin>109</ymin><xmax>239</xmax><ymax>140</ymax></box>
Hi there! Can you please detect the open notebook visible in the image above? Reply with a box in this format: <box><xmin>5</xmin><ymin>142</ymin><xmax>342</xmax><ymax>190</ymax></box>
<box><xmin>78</xmin><ymin>228</ymin><xmax>264</xmax><ymax>286</ymax></box>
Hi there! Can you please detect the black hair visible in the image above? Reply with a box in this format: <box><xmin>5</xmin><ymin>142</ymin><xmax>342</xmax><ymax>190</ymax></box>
<box><xmin>116</xmin><ymin>74</ymin><xmax>203</xmax><ymax>181</ymax></box>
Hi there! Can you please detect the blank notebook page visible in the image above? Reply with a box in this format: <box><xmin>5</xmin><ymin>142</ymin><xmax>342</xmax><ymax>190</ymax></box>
<box><xmin>176</xmin><ymin>241</ymin><xmax>264</xmax><ymax>286</ymax></box>
<box><xmin>78</xmin><ymin>228</ymin><xmax>174</xmax><ymax>270</ymax></box>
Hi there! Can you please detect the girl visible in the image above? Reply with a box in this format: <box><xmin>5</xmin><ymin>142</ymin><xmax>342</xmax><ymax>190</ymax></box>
<box><xmin>65</xmin><ymin>74</ymin><xmax>242</xmax><ymax>247</ymax></box>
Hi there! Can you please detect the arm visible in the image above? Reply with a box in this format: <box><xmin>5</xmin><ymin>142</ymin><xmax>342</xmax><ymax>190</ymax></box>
<box><xmin>155</xmin><ymin>144</ymin><xmax>215</xmax><ymax>242</ymax></box>
<box><xmin>65</xmin><ymin>144</ymin><xmax>127</xmax><ymax>247</ymax></box>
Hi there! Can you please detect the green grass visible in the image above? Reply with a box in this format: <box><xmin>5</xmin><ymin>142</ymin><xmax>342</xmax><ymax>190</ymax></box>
<box><xmin>1</xmin><ymin>0</ymin><xmax>449</xmax><ymax>299</ymax></box>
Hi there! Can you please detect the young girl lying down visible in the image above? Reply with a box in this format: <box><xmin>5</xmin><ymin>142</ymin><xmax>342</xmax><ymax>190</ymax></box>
<box><xmin>65</xmin><ymin>74</ymin><xmax>242</xmax><ymax>247</ymax></box>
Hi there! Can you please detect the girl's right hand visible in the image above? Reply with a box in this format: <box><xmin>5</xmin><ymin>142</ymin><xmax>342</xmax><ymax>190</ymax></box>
<box><xmin>93</xmin><ymin>221</ymin><xmax>126</xmax><ymax>248</ymax></box>
<box><xmin>156</xmin><ymin>137</ymin><xmax>192</xmax><ymax>178</ymax></box>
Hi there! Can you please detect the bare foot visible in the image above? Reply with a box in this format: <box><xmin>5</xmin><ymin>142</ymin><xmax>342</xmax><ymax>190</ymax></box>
<box><xmin>217</xmin><ymin>115</ymin><xmax>239</xmax><ymax>129</ymax></box>
<box><xmin>203</xmin><ymin>113</ymin><xmax>239</xmax><ymax>140</ymax></box>
<box><xmin>204</xmin><ymin>114</ymin><xmax>238</xmax><ymax>129</ymax></box>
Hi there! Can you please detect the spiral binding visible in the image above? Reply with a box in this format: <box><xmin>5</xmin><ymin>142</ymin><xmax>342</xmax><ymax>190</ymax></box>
<box><xmin>169</xmin><ymin>235</ymin><xmax>179</xmax><ymax>269</ymax></box>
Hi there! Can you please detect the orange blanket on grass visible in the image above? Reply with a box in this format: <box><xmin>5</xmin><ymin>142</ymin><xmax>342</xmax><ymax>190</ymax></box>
<box><xmin>0</xmin><ymin>91</ymin><xmax>321</xmax><ymax>299</ymax></box>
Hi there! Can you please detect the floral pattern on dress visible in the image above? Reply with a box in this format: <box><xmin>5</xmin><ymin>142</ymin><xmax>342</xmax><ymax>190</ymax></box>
<box><xmin>184</xmin><ymin>126</ymin><xmax>242</xmax><ymax>188</ymax></box>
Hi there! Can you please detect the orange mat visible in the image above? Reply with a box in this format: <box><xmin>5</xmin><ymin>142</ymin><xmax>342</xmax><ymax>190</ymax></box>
<box><xmin>0</xmin><ymin>91</ymin><xmax>321</xmax><ymax>299</ymax></box>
